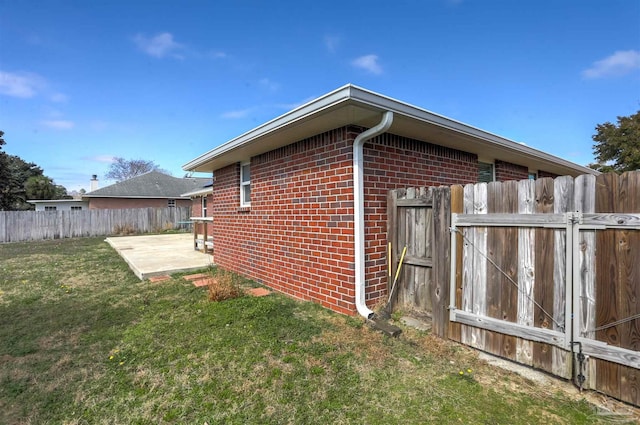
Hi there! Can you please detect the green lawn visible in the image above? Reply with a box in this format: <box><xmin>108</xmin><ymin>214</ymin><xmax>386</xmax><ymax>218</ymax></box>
<box><xmin>0</xmin><ymin>237</ymin><xmax>632</xmax><ymax>424</ymax></box>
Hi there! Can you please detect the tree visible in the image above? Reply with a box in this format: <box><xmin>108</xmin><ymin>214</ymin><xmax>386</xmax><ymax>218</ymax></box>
<box><xmin>589</xmin><ymin>110</ymin><xmax>640</xmax><ymax>173</ymax></box>
<box><xmin>105</xmin><ymin>157</ymin><xmax>170</xmax><ymax>182</ymax></box>
<box><xmin>7</xmin><ymin>155</ymin><xmax>46</xmax><ymax>210</ymax></box>
<box><xmin>0</xmin><ymin>131</ymin><xmax>69</xmax><ymax>210</ymax></box>
<box><xmin>25</xmin><ymin>176</ymin><xmax>57</xmax><ymax>200</ymax></box>
<box><xmin>0</xmin><ymin>131</ymin><xmax>13</xmax><ymax>210</ymax></box>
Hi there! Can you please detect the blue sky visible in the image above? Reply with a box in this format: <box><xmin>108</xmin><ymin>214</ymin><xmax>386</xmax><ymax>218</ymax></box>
<box><xmin>1</xmin><ymin>0</ymin><xmax>639</xmax><ymax>192</ymax></box>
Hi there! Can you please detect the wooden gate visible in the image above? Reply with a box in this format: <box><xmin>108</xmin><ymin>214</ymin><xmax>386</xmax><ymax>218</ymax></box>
<box><xmin>388</xmin><ymin>171</ymin><xmax>640</xmax><ymax>406</ymax></box>
<box><xmin>386</xmin><ymin>187</ymin><xmax>450</xmax><ymax>337</ymax></box>
<box><xmin>447</xmin><ymin>173</ymin><xmax>640</xmax><ymax>405</ymax></box>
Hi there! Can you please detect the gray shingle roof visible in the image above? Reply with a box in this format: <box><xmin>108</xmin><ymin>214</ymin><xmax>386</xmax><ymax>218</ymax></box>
<box><xmin>84</xmin><ymin>171</ymin><xmax>209</xmax><ymax>198</ymax></box>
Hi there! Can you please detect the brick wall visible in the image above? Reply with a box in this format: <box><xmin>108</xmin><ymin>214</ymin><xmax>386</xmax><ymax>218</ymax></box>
<box><xmin>494</xmin><ymin>160</ymin><xmax>530</xmax><ymax>182</ymax></box>
<box><xmin>211</xmin><ymin>126</ymin><xmax>479</xmax><ymax>315</ymax></box>
<box><xmin>212</xmin><ymin>128</ymin><xmax>356</xmax><ymax>314</ymax></box>
<box><xmin>88</xmin><ymin>198</ymin><xmax>191</xmax><ymax>209</ymax></box>
<box><xmin>537</xmin><ymin>170</ymin><xmax>560</xmax><ymax>179</ymax></box>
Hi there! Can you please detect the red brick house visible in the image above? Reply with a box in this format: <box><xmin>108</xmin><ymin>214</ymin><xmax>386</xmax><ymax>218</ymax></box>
<box><xmin>182</xmin><ymin>84</ymin><xmax>593</xmax><ymax>317</ymax></box>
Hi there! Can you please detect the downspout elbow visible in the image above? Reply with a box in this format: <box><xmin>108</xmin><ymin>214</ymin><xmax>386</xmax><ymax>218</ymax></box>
<box><xmin>353</xmin><ymin>111</ymin><xmax>394</xmax><ymax>319</ymax></box>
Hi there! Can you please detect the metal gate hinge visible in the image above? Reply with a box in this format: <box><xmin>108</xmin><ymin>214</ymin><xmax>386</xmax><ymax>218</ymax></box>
<box><xmin>567</xmin><ymin>212</ymin><xmax>583</xmax><ymax>225</ymax></box>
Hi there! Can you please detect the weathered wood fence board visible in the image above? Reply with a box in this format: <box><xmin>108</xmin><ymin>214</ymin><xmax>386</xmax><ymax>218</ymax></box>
<box><xmin>516</xmin><ymin>179</ymin><xmax>535</xmax><ymax>366</ymax></box>
<box><xmin>574</xmin><ymin>174</ymin><xmax>597</xmax><ymax>390</ymax></box>
<box><xmin>389</xmin><ymin>170</ymin><xmax>640</xmax><ymax>406</ymax></box>
<box><xmin>0</xmin><ymin>207</ymin><xmax>190</xmax><ymax>243</ymax></box>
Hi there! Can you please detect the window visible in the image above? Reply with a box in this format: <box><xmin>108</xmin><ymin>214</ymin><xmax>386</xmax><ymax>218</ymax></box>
<box><xmin>202</xmin><ymin>196</ymin><xmax>208</xmax><ymax>217</ymax></box>
<box><xmin>528</xmin><ymin>171</ymin><xmax>537</xmax><ymax>180</ymax></box>
<box><xmin>44</xmin><ymin>206</ymin><xmax>57</xmax><ymax>211</ymax></box>
<box><xmin>71</xmin><ymin>206</ymin><xmax>82</xmax><ymax>211</ymax></box>
<box><xmin>167</xmin><ymin>199</ymin><xmax>176</xmax><ymax>208</ymax></box>
<box><xmin>478</xmin><ymin>162</ymin><xmax>495</xmax><ymax>183</ymax></box>
<box><xmin>240</xmin><ymin>161</ymin><xmax>251</xmax><ymax>207</ymax></box>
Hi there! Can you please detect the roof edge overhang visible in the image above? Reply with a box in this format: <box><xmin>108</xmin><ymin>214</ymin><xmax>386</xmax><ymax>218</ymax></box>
<box><xmin>82</xmin><ymin>195</ymin><xmax>191</xmax><ymax>199</ymax></box>
<box><xmin>183</xmin><ymin>84</ymin><xmax>597</xmax><ymax>177</ymax></box>
<box><xmin>27</xmin><ymin>199</ymin><xmax>88</xmax><ymax>204</ymax></box>
<box><xmin>180</xmin><ymin>187</ymin><xmax>212</xmax><ymax>197</ymax></box>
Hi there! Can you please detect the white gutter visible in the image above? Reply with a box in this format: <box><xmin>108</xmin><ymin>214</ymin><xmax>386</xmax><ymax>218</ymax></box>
<box><xmin>353</xmin><ymin>111</ymin><xmax>394</xmax><ymax>319</ymax></box>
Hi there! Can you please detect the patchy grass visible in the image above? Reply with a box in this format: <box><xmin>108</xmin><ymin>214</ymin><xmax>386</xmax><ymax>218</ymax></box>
<box><xmin>0</xmin><ymin>237</ymin><xmax>636</xmax><ymax>424</ymax></box>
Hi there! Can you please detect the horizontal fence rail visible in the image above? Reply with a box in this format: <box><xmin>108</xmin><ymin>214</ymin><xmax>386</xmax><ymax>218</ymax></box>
<box><xmin>0</xmin><ymin>207</ymin><xmax>191</xmax><ymax>243</ymax></box>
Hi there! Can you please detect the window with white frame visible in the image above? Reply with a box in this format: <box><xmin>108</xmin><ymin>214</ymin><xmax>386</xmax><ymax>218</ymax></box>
<box><xmin>240</xmin><ymin>161</ymin><xmax>251</xmax><ymax>207</ymax></box>
<box><xmin>202</xmin><ymin>196</ymin><xmax>207</xmax><ymax>217</ymax></box>
<box><xmin>478</xmin><ymin>162</ymin><xmax>495</xmax><ymax>183</ymax></box>
<box><xmin>167</xmin><ymin>199</ymin><xmax>176</xmax><ymax>208</ymax></box>
<box><xmin>71</xmin><ymin>206</ymin><xmax>82</xmax><ymax>211</ymax></box>
<box><xmin>45</xmin><ymin>206</ymin><xmax>57</xmax><ymax>211</ymax></box>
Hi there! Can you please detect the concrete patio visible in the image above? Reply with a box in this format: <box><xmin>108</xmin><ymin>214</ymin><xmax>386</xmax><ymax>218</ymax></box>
<box><xmin>106</xmin><ymin>233</ymin><xmax>213</xmax><ymax>279</ymax></box>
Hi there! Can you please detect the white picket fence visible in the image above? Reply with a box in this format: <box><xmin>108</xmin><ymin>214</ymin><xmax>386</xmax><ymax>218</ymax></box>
<box><xmin>0</xmin><ymin>207</ymin><xmax>191</xmax><ymax>243</ymax></box>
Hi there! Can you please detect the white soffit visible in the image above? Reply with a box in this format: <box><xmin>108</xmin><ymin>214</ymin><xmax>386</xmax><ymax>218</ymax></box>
<box><xmin>180</xmin><ymin>187</ymin><xmax>212</xmax><ymax>197</ymax></box>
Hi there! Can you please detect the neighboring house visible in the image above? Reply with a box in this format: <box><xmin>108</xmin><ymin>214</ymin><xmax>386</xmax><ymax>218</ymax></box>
<box><xmin>83</xmin><ymin>171</ymin><xmax>208</xmax><ymax>210</ymax></box>
<box><xmin>28</xmin><ymin>199</ymin><xmax>89</xmax><ymax>211</ymax></box>
<box><xmin>182</xmin><ymin>84</ymin><xmax>595</xmax><ymax>317</ymax></box>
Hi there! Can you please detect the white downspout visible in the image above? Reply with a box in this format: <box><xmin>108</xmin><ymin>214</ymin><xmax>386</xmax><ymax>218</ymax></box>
<box><xmin>353</xmin><ymin>111</ymin><xmax>394</xmax><ymax>318</ymax></box>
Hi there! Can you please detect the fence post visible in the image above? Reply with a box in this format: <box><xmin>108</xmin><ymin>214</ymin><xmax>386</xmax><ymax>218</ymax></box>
<box><xmin>448</xmin><ymin>185</ymin><xmax>464</xmax><ymax>343</ymax></box>
<box><xmin>386</xmin><ymin>189</ymin><xmax>399</xmax><ymax>299</ymax></box>
<box><xmin>432</xmin><ymin>186</ymin><xmax>451</xmax><ymax>338</ymax></box>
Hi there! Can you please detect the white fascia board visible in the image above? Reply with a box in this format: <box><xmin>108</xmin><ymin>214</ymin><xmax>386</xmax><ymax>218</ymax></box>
<box><xmin>81</xmin><ymin>195</ymin><xmax>191</xmax><ymax>199</ymax></box>
<box><xmin>27</xmin><ymin>199</ymin><xmax>87</xmax><ymax>203</ymax></box>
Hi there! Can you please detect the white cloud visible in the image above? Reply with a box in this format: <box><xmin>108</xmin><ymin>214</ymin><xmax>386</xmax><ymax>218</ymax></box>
<box><xmin>324</xmin><ymin>35</ymin><xmax>340</xmax><ymax>53</ymax></box>
<box><xmin>221</xmin><ymin>109</ymin><xmax>251</xmax><ymax>119</ymax></box>
<box><xmin>44</xmin><ymin>107</ymin><xmax>64</xmax><ymax>118</ymax></box>
<box><xmin>42</xmin><ymin>120</ymin><xmax>75</xmax><ymax>130</ymax></box>
<box><xmin>351</xmin><ymin>54</ymin><xmax>383</xmax><ymax>75</ymax></box>
<box><xmin>87</xmin><ymin>155</ymin><xmax>116</xmax><ymax>163</ymax></box>
<box><xmin>582</xmin><ymin>50</ymin><xmax>640</xmax><ymax>79</ymax></box>
<box><xmin>259</xmin><ymin>78</ymin><xmax>279</xmax><ymax>92</ymax></box>
<box><xmin>0</xmin><ymin>70</ymin><xmax>45</xmax><ymax>98</ymax></box>
<box><xmin>133</xmin><ymin>32</ymin><xmax>183</xmax><ymax>59</ymax></box>
<box><xmin>208</xmin><ymin>50</ymin><xmax>227</xmax><ymax>59</ymax></box>
<box><xmin>0</xmin><ymin>70</ymin><xmax>69</xmax><ymax>103</ymax></box>
<box><xmin>275</xmin><ymin>96</ymin><xmax>317</xmax><ymax>110</ymax></box>
<box><xmin>50</xmin><ymin>92</ymin><xmax>68</xmax><ymax>103</ymax></box>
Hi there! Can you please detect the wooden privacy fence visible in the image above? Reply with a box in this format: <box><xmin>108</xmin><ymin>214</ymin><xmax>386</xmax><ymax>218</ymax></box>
<box><xmin>0</xmin><ymin>207</ymin><xmax>191</xmax><ymax>243</ymax></box>
<box><xmin>388</xmin><ymin>171</ymin><xmax>640</xmax><ymax>406</ymax></box>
